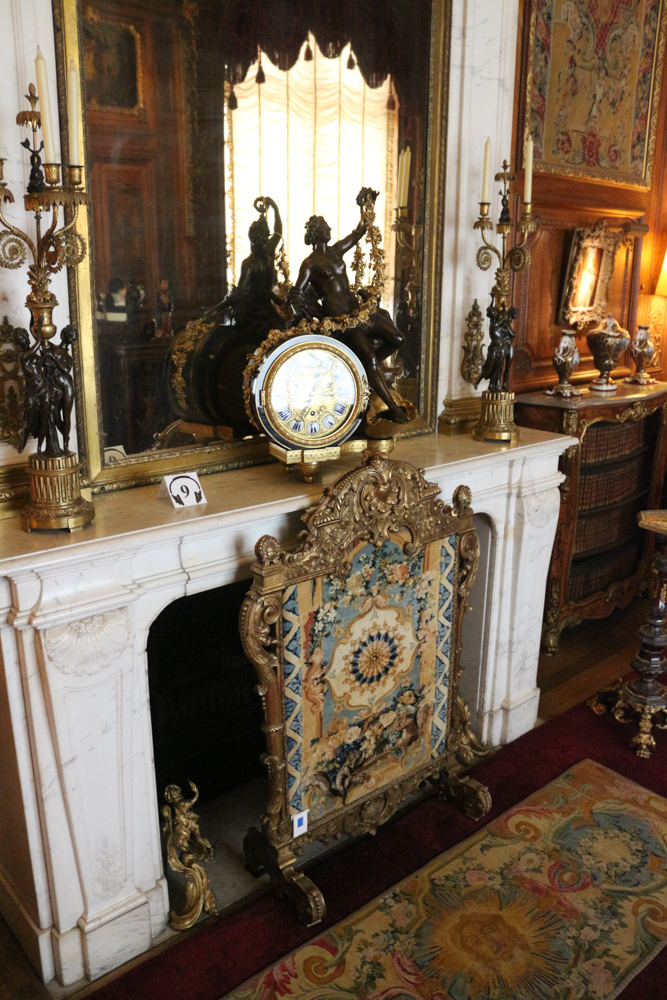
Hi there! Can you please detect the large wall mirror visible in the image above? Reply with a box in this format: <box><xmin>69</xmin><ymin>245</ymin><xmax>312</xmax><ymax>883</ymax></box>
<box><xmin>53</xmin><ymin>0</ymin><xmax>450</xmax><ymax>491</ymax></box>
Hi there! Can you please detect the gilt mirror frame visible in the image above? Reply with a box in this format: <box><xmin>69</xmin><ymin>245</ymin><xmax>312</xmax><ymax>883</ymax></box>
<box><xmin>558</xmin><ymin>219</ymin><xmax>624</xmax><ymax>329</ymax></box>
<box><xmin>51</xmin><ymin>0</ymin><xmax>451</xmax><ymax>494</ymax></box>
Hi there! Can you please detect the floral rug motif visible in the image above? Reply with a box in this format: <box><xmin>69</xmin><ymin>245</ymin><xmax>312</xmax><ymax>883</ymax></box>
<box><xmin>224</xmin><ymin>760</ymin><xmax>667</xmax><ymax>1000</ymax></box>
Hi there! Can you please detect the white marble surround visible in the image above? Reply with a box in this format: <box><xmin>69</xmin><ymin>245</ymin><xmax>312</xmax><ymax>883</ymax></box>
<box><xmin>0</xmin><ymin>431</ymin><xmax>574</xmax><ymax>985</ymax></box>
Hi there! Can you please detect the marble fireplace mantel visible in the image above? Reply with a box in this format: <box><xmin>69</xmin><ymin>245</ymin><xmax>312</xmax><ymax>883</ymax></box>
<box><xmin>0</xmin><ymin>429</ymin><xmax>573</xmax><ymax>986</ymax></box>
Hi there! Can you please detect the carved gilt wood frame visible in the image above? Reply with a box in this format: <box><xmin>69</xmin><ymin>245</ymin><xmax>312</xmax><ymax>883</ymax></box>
<box><xmin>559</xmin><ymin>220</ymin><xmax>624</xmax><ymax>329</ymax></box>
<box><xmin>239</xmin><ymin>454</ymin><xmax>490</xmax><ymax>925</ymax></box>
<box><xmin>48</xmin><ymin>0</ymin><xmax>451</xmax><ymax>496</ymax></box>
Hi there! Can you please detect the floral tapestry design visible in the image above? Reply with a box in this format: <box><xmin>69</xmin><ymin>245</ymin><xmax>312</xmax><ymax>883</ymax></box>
<box><xmin>225</xmin><ymin>760</ymin><xmax>667</xmax><ymax>1000</ymax></box>
<box><xmin>281</xmin><ymin>534</ymin><xmax>455</xmax><ymax>820</ymax></box>
<box><xmin>528</xmin><ymin>0</ymin><xmax>666</xmax><ymax>185</ymax></box>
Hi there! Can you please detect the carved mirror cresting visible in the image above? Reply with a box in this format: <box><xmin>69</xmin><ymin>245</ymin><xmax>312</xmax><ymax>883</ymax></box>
<box><xmin>52</xmin><ymin>0</ymin><xmax>450</xmax><ymax>492</ymax></box>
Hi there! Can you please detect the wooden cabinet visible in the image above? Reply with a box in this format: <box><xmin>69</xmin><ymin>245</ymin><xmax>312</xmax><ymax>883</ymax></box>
<box><xmin>98</xmin><ymin>324</ymin><xmax>173</xmax><ymax>454</ymax></box>
<box><xmin>515</xmin><ymin>383</ymin><xmax>667</xmax><ymax>653</ymax></box>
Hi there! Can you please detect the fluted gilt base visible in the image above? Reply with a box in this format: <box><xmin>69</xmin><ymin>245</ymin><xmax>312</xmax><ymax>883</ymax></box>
<box><xmin>21</xmin><ymin>452</ymin><xmax>95</xmax><ymax>532</ymax></box>
<box><xmin>472</xmin><ymin>390</ymin><xmax>519</xmax><ymax>443</ymax></box>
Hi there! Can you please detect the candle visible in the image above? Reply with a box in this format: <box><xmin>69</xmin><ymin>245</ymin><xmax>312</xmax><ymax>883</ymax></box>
<box><xmin>524</xmin><ymin>134</ymin><xmax>533</xmax><ymax>204</ymax></box>
<box><xmin>397</xmin><ymin>149</ymin><xmax>405</xmax><ymax>207</ymax></box>
<box><xmin>68</xmin><ymin>59</ymin><xmax>79</xmax><ymax>165</ymax></box>
<box><xmin>403</xmin><ymin>145</ymin><xmax>411</xmax><ymax>207</ymax></box>
<box><xmin>35</xmin><ymin>46</ymin><xmax>56</xmax><ymax>164</ymax></box>
<box><xmin>482</xmin><ymin>136</ymin><xmax>491</xmax><ymax>203</ymax></box>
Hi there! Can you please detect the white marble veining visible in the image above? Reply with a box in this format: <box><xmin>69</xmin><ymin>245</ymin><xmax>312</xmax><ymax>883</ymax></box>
<box><xmin>0</xmin><ymin>430</ymin><xmax>574</xmax><ymax>985</ymax></box>
<box><xmin>439</xmin><ymin>0</ymin><xmax>521</xmax><ymax>413</ymax></box>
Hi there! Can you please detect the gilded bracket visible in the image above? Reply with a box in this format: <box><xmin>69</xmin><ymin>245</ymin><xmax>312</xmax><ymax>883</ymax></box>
<box><xmin>461</xmin><ymin>299</ymin><xmax>485</xmax><ymax>385</ymax></box>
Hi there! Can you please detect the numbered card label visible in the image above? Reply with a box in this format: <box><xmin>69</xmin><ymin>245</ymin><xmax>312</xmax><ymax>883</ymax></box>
<box><xmin>291</xmin><ymin>809</ymin><xmax>309</xmax><ymax>838</ymax></box>
<box><xmin>158</xmin><ymin>472</ymin><xmax>207</xmax><ymax>508</ymax></box>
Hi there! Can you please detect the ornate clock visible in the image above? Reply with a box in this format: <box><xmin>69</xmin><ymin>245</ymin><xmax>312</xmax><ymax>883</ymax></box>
<box><xmin>249</xmin><ymin>335</ymin><xmax>370</xmax><ymax>479</ymax></box>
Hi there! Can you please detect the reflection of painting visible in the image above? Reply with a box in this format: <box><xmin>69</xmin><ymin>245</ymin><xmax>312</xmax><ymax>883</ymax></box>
<box><xmin>571</xmin><ymin>245</ymin><xmax>603</xmax><ymax>310</ymax></box>
<box><xmin>525</xmin><ymin>0</ymin><xmax>667</xmax><ymax>186</ymax></box>
<box><xmin>282</xmin><ymin>533</ymin><xmax>454</xmax><ymax>821</ymax></box>
<box><xmin>83</xmin><ymin>9</ymin><xmax>141</xmax><ymax>111</ymax></box>
<box><xmin>559</xmin><ymin>220</ymin><xmax>623</xmax><ymax>328</ymax></box>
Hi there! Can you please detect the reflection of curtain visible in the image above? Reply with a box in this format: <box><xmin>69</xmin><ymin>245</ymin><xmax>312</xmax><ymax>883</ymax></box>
<box><xmin>225</xmin><ymin>34</ymin><xmax>398</xmax><ymax>309</ymax></box>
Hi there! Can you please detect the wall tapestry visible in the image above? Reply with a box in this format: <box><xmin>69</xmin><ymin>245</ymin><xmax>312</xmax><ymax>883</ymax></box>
<box><xmin>525</xmin><ymin>0</ymin><xmax>667</xmax><ymax>187</ymax></box>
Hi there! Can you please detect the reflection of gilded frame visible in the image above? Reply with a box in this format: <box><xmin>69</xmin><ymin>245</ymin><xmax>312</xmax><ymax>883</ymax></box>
<box><xmin>559</xmin><ymin>220</ymin><xmax>623</xmax><ymax>329</ymax></box>
<box><xmin>523</xmin><ymin>0</ymin><xmax>667</xmax><ymax>189</ymax></box>
<box><xmin>51</xmin><ymin>0</ymin><xmax>450</xmax><ymax>494</ymax></box>
<box><xmin>83</xmin><ymin>9</ymin><xmax>144</xmax><ymax>115</ymax></box>
<box><xmin>240</xmin><ymin>455</ymin><xmax>490</xmax><ymax>925</ymax></box>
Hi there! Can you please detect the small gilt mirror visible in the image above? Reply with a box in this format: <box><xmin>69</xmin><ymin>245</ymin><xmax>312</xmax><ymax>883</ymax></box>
<box><xmin>52</xmin><ymin>0</ymin><xmax>450</xmax><ymax>493</ymax></box>
<box><xmin>559</xmin><ymin>219</ymin><xmax>624</xmax><ymax>329</ymax></box>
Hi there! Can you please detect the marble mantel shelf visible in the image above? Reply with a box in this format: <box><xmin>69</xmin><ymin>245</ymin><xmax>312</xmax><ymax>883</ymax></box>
<box><xmin>0</xmin><ymin>428</ymin><xmax>568</xmax><ymax>570</ymax></box>
<box><xmin>0</xmin><ymin>428</ymin><xmax>574</xmax><ymax>987</ymax></box>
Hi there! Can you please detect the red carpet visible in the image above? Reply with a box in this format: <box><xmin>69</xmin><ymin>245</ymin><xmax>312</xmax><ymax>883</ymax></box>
<box><xmin>91</xmin><ymin>700</ymin><xmax>667</xmax><ymax>1000</ymax></box>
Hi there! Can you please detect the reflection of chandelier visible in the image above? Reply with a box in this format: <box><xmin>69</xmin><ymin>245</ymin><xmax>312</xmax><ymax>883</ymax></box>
<box><xmin>224</xmin><ymin>33</ymin><xmax>398</xmax><ymax>311</ymax></box>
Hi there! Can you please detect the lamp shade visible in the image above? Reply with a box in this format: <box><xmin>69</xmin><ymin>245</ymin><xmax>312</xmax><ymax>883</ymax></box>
<box><xmin>656</xmin><ymin>247</ymin><xmax>667</xmax><ymax>296</ymax></box>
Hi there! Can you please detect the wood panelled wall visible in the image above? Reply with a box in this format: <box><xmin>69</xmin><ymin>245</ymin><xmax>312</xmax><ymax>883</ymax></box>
<box><xmin>509</xmin><ymin>0</ymin><xmax>667</xmax><ymax>394</ymax></box>
<box><xmin>85</xmin><ymin>0</ymin><xmax>227</xmax><ymax>321</ymax></box>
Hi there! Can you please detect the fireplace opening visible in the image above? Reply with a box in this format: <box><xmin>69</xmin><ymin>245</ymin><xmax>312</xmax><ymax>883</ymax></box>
<box><xmin>147</xmin><ymin>578</ymin><xmax>265</xmax><ymax>807</ymax></box>
<box><xmin>145</xmin><ymin>516</ymin><xmax>493</xmax><ymax>916</ymax></box>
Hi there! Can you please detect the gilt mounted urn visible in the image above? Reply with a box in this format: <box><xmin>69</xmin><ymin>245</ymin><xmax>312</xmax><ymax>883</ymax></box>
<box><xmin>586</xmin><ymin>314</ymin><xmax>630</xmax><ymax>393</ymax></box>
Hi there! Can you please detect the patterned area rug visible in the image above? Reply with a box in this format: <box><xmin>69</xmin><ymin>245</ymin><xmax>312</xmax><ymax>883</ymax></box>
<box><xmin>224</xmin><ymin>760</ymin><xmax>667</xmax><ymax>1000</ymax></box>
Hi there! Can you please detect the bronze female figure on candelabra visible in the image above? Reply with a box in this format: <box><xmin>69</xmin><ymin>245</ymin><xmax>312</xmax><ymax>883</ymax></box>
<box><xmin>16</xmin><ymin>321</ymin><xmax>77</xmax><ymax>457</ymax></box>
<box><xmin>474</xmin><ymin>305</ymin><xmax>518</xmax><ymax>394</ymax></box>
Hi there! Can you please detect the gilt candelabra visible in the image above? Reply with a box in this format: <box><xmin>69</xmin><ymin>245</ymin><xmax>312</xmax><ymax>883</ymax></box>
<box><xmin>0</xmin><ymin>85</ymin><xmax>94</xmax><ymax>531</ymax></box>
<box><xmin>463</xmin><ymin>161</ymin><xmax>537</xmax><ymax>443</ymax></box>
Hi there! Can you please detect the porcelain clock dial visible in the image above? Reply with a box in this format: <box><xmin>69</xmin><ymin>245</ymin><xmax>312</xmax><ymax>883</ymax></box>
<box><xmin>252</xmin><ymin>335</ymin><xmax>369</xmax><ymax>450</ymax></box>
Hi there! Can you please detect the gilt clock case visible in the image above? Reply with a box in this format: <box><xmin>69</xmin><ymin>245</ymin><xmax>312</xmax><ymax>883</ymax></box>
<box><xmin>250</xmin><ymin>334</ymin><xmax>369</xmax><ymax>451</ymax></box>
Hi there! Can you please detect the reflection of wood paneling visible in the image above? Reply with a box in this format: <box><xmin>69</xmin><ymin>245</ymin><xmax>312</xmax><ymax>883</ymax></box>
<box><xmin>91</xmin><ymin>161</ymin><xmax>158</xmax><ymax>292</ymax></box>
<box><xmin>84</xmin><ymin>0</ymin><xmax>207</xmax><ymax>318</ymax></box>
